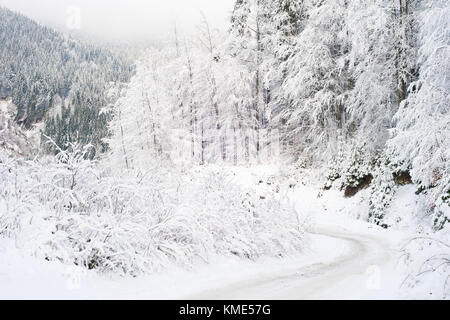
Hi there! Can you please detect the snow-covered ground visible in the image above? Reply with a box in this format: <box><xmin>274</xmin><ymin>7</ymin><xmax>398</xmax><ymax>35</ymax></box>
<box><xmin>0</xmin><ymin>214</ymin><xmax>416</xmax><ymax>300</ymax></box>
<box><xmin>0</xmin><ymin>210</ymin><xmax>405</xmax><ymax>300</ymax></box>
<box><xmin>189</xmin><ymin>213</ymin><xmax>408</xmax><ymax>300</ymax></box>
<box><xmin>1</xmin><ymin>166</ymin><xmax>442</xmax><ymax>300</ymax></box>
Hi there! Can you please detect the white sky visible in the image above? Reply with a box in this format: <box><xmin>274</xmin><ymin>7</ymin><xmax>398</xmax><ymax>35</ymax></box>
<box><xmin>0</xmin><ymin>0</ymin><xmax>234</xmax><ymax>42</ymax></box>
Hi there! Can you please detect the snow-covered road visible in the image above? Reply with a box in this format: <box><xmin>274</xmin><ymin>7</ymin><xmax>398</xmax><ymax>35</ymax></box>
<box><xmin>0</xmin><ymin>203</ymin><xmax>407</xmax><ymax>300</ymax></box>
<box><xmin>188</xmin><ymin>216</ymin><xmax>402</xmax><ymax>300</ymax></box>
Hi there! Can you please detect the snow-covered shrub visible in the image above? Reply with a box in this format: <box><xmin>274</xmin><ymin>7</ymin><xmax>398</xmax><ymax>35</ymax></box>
<box><xmin>0</xmin><ymin>146</ymin><xmax>305</xmax><ymax>276</ymax></box>
<box><xmin>326</xmin><ymin>144</ymin><xmax>375</xmax><ymax>198</ymax></box>
<box><xmin>322</xmin><ymin>136</ymin><xmax>347</xmax><ymax>190</ymax></box>
<box><xmin>0</xmin><ymin>150</ymin><xmax>32</xmax><ymax>237</ymax></box>
<box><xmin>342</xmin><ymin>145</ymin><xmax>372</xmax><ymax>189</ymax></box>
<box><xmin>400</xmin><ymin>224</ymin><xmax>450</xmax><ymax>299</ymax></box>
<box><xmin>176</xmin><ymin>167</ymin><xmax>304</xmax><ymax>260</ymax></box>
<box><xmin>433</xmin><ymin>207</ymin><xmax>449</xmax><ymax>232</ymax></box>
<box><xmin>368</xmin><ymin>156</ymin><xmax>396</xmax><ymax>226</ymax></box>
<box><xmin>324</xmin><ymin>157</ymin><xmax>342</xmax><ymax>190</ymax></box>
<box><xmin>294</xmin><ymin>157</ymin><xmax>310</xmax><ymax>170</ymax></box>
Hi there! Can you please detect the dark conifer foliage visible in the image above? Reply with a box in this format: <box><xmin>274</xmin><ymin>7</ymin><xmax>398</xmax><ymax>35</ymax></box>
<box><xmin>0</xmin><ymin>7</ymin><xmax>134</xmax><ymax>158</ymax></box>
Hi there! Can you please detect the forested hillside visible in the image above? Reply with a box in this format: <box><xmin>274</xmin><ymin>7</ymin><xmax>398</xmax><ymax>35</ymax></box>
<box><xmin>0</xmin><ymin>7</ymin><xmax>134</xmax><ymax>157</ymax></box>
<box><xmin>111</xmin><ymin>0</ymin><xmax>448</xmax><ymax>230</ymax></box>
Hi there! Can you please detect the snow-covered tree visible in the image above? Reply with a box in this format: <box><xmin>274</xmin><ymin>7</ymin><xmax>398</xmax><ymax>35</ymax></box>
<box><xmin>388</xmin><ymin>0</ymin><xmax>450</xmax><ymax>227</ymax></box>
<box><xmin>280</xmin><ymin>0</ymin><xmax>350</xmax><ymax>162</ymax></box>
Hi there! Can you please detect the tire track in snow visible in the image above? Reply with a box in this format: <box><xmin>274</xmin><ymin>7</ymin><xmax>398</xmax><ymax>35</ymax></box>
<box><xmin>188</xmin><ymin>224</ymin><xmax>394</xmax><ymax>300</ymax></box>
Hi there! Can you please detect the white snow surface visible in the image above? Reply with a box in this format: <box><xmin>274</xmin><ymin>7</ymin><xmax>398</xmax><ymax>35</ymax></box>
<box><xmin>1</xmin><ymin>165</ymin><xmax>446</xmax><ymax>300</ymax></box>
<box><xmin>0</xmin><ymin>210</ymin><xmax>405</xmax><ymax>300</ymax></box>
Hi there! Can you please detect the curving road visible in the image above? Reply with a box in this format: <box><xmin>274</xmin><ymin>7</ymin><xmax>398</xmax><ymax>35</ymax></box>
<box><xmin>188</xmin><ymin>223</ymin><xmax>397</xmax><ymax>300</ymax></box>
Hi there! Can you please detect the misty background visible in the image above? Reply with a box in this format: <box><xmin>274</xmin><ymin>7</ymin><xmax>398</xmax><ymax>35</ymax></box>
<box><xmin>0</xmin><ymin>0</ymin><xmax>234</xmax><ymax>42</ymax></box>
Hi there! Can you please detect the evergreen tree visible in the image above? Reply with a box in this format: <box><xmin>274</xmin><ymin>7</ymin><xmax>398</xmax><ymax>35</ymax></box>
<box><xmin>0</xmin><ymin>7</ymin><xmax>134</xmax><ymax>158</ymax></box>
